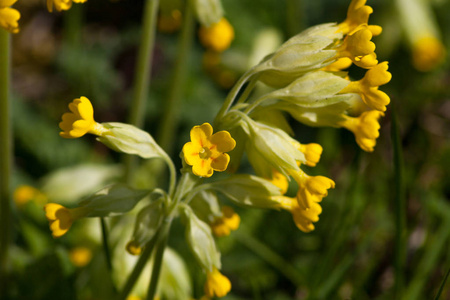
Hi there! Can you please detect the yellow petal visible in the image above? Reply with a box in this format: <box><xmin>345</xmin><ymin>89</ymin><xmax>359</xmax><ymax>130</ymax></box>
<box><xmin>210</xmin><ymin>131</ymin><xmax>236</xmax><ymax>153</ymax></box>
<box><xmin>183</xmin><ymin>142</ymin><xmax>202</xmax><ymax>166</ymax></box>
<box><xmin>190</xmin><ymin>123</ymin><xmax>213</xmax><ymax>148</ymax></box>
<box><xmin>192</xmin><ymin>159</ymin><xmax>213</xmax><ymax>178</ymax></box>
<box><xmin>210</xmin><ymin>153</ymin><xmax>230</xmax><ymax>172</ymax></box>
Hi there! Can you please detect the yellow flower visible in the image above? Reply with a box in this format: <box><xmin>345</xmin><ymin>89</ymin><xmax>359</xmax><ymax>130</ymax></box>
<box><xmin>0</xmin><ymin>0</ymin><xmax>20</xmax><ymax>33</ymax></box>
<box><xmin>157</xmin><ymin>9</ymin><xmax>182</xmax><ymax>33</ymax></box>
<box><xmin>13</xmin><ymin>185</ymin><xmax>47</xmax><ymax>207</ymax></box>
<box><xmin>322</xmin><ymin>57</ymin><xmax>353</xmax><ymax>72</ymax></box>
<box><xmin>294</xmin><ymin>174</ymin><xmax>335</xmax><ymax>210</ymax></box>
<box><xmin>44</xmin><ymin>203</ymin><xmax>88</xmax><ymax>238</ymax></box>
<box><xmin>47</xmin><ymin>0</ymin><xmax>87</xmax><ymax>12</ymax></box>
<box><xmin>126</xmin><ymin>240</ymin><xmax>143</xmax><ymax>256</ymax></box>
<box><xmin>268</xmin><ymin>169</ymin><xmax>289</xmax><ymax>195</ymax></box>
<box><xmin>412</xmin><ymin>36</ymin><xmax>446</xmax><ymax>72</ymax></box>
<box><xmin>204</xmin><ymin>267</ymin><xmax>231</xmax><ymax>298</ymax></box>
<box><xmin>278</xmin><ymin>196</ymin><xmax>322</xmax><ymax>233</ymax></box>
<box><xmin>69</xmin><ymin>246</ymin><xmax>93</xmax><ymax>267</ymax></box>
<box><xmin>338</xmin><ymin>0</ymin><xmax>382</xmax><ymax>36</ymax></box>
<box><xmin>297</xmin><ymin>143</ymin><xmax>323</xmax><ymax>167</ymax></box>
<box><xmin>59</xmin><ymin>96</ymin><xmax>108</xmax><ymax>139</ymax></box>
<box><xmin>340</xmin><ymin>62</ymin><xmax>392</xmax><ymax>112</ymax></box>
<box><xmin>336</xmin><ymin>26</ymin><xmax>378</xmax><ymax>68</ymax></box>
<box><xmin>211</xmin><ymin>206</ymin><xmax>240</xmax><ymax>237</ymax></box>
<box><xmin>183</xmin><ymin>123</ymin><xmax>236</xmax><ymax>178</ymax></box>
<box><xmin>340</xmin><ymin>110</ymin><xmax>384</xmax><ymax>152</ymax></box>
<box><xmin>198</xmin><ymin>18</ymin><xmax>234</xmax><ymax>52</ymax></box>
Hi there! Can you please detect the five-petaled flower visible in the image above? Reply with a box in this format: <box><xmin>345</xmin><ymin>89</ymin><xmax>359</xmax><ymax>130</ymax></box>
<box><xmin>204</xmin><ymin>267</ymin><xmax>232</xmax><ymax>298</ymax></box>
<box><xmin>183</xmin><ymin>123</ymin><xmax>236</xmax><ymax>178</ymax></box>
<box><xmin>59</xmin><ymin>96</ymin><xmax>108</xmax><ymax>139</ymax></box>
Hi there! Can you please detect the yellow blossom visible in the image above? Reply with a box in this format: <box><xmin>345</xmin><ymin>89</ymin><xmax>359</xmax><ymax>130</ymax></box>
<box><xmin>0</xmin><ymin>0</ymin><xmax>20</xmax><ymax>33</ymax></box>
<box><xmin>47</xmin><ymin>0</ymin><xmax>87</xmax><ymax>13</ymax></box>
<box><xmin>204</xmin><ymin>267</ymin><xmax>231</xmax><ymax>298</ymax></box>
<box><xmin>126</xmin><ymin>241</ymin><xmax>143</xmax><ymax>256</ymax></box>
<box><xmin>199</xmin><ymin>18</ymin><xmax>234</xmax><ymax>52</ymax></box>
<box><xmin>59</xmin><ymin>96</ymin><xmax>108</xmax><ymax>139</ymax></box>
<box><xmin>322</xmin><ymin>57</ymin><xmax>353</xmax><ymax>72</ymax></box>
<box><xmin>268</xmin><ymin>169</ymin><xmax>289</xmax><ymax>195</ymax></box>
<box><xmin>44</xmin><ymin>203</ymin><xmax>88</xmax><ymax>238</ymax></box>
<box><xmin>157</xmin><ymin>10</ymin><xmax>182</xmax><ymax>33</ymax></box>
<box><xmin>338</xmin><ymin>0</ymin><xmax>382</xmax><ymax>36</ymax></box>
<box><xmin>336</xmin><ymin>26</ymin><xmax>378</xmax><ymax>68</ymax></box>
<box><xmin>340</xmin><ymin>62</ymin><xmax>392</xmax><ymax>112</ymax></box>
<box><xmin>412</xmin><ymin>36</ymin><xmax>446</xmax><ymax>72</ymax></box>
<box><xmin>69</xmin><ymin>246</ymin><xmax>93</xmax><ymax>267</ymax></box>
<box><xmin>183</xmin><ymin>123</ymin><xmax>236</xmax><ymax>178</ymax></box>
<box><xmin>294</xmin><ymin>174</ymin><xmax>335</xmax><ymax>210</ymax></box>
<box><xmin>297</xmin><ymin>143</ymin><xmax>323</xmax><ymax>167</ymax></box>
<box><xmin>126</xmin><ymin>296</ymin><xmax>142</xmax><ymax>300</ymax></box>
<box><xmin>277</xmin><ymin>196</ymin><xmax>322</xmax><ymax>233</ymax></box>
<box><xmin>340</xmin><ymin>110</ymin><xmax>384</xmax><ymax>152</ymax></box>
<box><xmin>13</xmin><ymin>185</ymin><xmax>47</xmax><ymax>207</ymax></box>
<box><xmin>211</xmin><ymin>206</ymin><xmax>240</xmax><ymax>237</ymax></box>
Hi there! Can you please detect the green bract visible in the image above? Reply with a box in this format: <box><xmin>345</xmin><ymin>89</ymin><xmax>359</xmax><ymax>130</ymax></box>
<box><xmin>130</xmin><ymin>200</ymin><xmax>164</xmax><ymax>247</ymax></box>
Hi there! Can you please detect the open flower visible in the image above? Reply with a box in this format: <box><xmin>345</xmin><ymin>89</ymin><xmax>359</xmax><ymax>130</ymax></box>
<box><xmin>183</xmin><ymin>123</ymin><xmax>236</xmax><ymax>178</ymax></box>
<box><xmin>210</xmin><ymin>206</ymin><xmax>240</xmax><ymax>237</ymax></box>
<box><xmin>47</xmin><ymin>0</ymin><xmax>87</xmax><ymax>12</ymax></box>
<box><xmin>44</xmin><ymin>203</ymin><xmax>88</xmax><ymax>238</ymax></box>
<box><xmin>59</xmin><ymin>96</ymin><xmax>108</xmax><ymax>138</ymax></box>
<box><xmin>199</xmin><ymin>18</ymin><xmax>234</xmax><ymax>52</ymax></box>
<box><xmin>0</xmin><ymin>0</ymin><xmax>20</xmax><ymax>33</ymax></box>
<box><xmin>340</xmin><ymin>110</ymin><xmax>384</xmax><ymax>152</ymax></box>
<box><xmin>204</xmin><ymin>267</ymin><xmax>231</xmax><ymax>298</ymax></box>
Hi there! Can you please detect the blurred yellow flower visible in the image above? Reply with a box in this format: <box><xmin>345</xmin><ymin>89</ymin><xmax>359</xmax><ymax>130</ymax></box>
<box><xmin>340</xmin><ymin>62</ymin><xmax>392</xmax><ymax>112</ymax></box>
<box><xmin>340</xmin><ymin>110</ymin><xmax>384</xmax><ymax>152</ymax></box>
<box><xmin>13</xmin><ymin>185</ymin><xmax>47</xmax><ymax>207</ymax></box>
<box><xmin>44</xmin><ymin>203</ymin><xmax>88</xmax><ymax>238</ymax></box>
<box><xmin>47</xmin><ymin>0</ymin><xmax>87</xmax><ymax>13</ymax></box>
<box><xmin>204</xmin><ymin>267</ymin><xmax>231</xmax><ymax>298</ymax></box>
<box><xmin>0</xmin><ymin>0</ymin><xmax>20</xmax><ymax>33</ymax></box>
<box><xmin>126</xmin><ymin>241</ymin><xmax>143</xmax><ymax>256</ymax></box>
<box><xmin>412</xmin><ymin>36</ymin><xmax>446</xmax><ymax>72</ymax></box>
<box><xmin>59</xmin><ymin>96</ymin><xmax>108</xmax><ymax>139</ymax></box>
<box><xmin>69</xmin><ymin>246</ymin><xmax>93</xmax><ymax>267</ymax></box>
<box><xmin>199</xmin><ymin>18</ymin><xmax>234</xmax><ymax>52</ymax></box>
<box><xmin>211</xmin><ymin>206</ymin><xmax>240</xmax><ymax>237</ymax></box>
<box><xmin>157</xmin><ymin>9</ymin><xmax>182</xmax><ymax>33</ymax></box>
<box><xmin>183</xmin><ymin>123</ymin><xmax>236</xmax><ymax>178</ymax></box>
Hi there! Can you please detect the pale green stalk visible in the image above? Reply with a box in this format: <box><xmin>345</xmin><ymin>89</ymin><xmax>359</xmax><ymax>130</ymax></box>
<box><xmin>0</xmin><ymin>29</ymin><xmax>11</xmax><ymax>299</ymax></box>
<box><xmin>124</xmin><ymin>0</ymin><xmax>160</xmax><ymax>181</ymax></box>
<box><xmin>157</xmin><ymin>2</ymin><xmax>194</xmax><ymax>155</ymax></box>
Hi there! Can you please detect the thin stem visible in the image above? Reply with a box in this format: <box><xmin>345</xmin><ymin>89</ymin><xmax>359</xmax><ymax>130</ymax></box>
<box><xmin>124</xmin><ymin>0</ymin><xmax>160</xmax><ymax>182</ymax></box>
<box><xmin>156</xmin><ymin>2</ymin><xmax>194</xmax><ymax>155</ymax></box>
<box><xmin>116</xmin><ymin>231</ymin><xmax>161</xmax><ymax>300</ymax></box>
<box><xmin>434</xmin><ymin>266</ymin><xmax>450</xmax><ymax>300</ymax></box>
<box><xmin>100</xmin><ymin>218</ymin><xmax>113</xmax><ymax>272</ymax></box>
<box><xmin>243</xmin><ymin>94</ymin><xmax>272</xmax><ymax>115</ymax></box>
<box><xmin>0</xmin><ymin>30</ymin><xmax>11</xmax><ymax>299</ymax></box>
<box><xmin>162</xmin><ymin>153</ymin><xmax>177</xmax><ymax>198</ymax></box>
<box><xmin>146</xmin><ymin>218</ymin><xmax>172</xmax><ymax>300</ymax></box>
<box><xmin>235</xmin><ymin>76</ymin><xmax>259</xmax><ymax>105</ymax></box>
<box><xmin>391</xmin><ymin>107</ymin><xmax>406</xmax><ymax>299</ymax></box>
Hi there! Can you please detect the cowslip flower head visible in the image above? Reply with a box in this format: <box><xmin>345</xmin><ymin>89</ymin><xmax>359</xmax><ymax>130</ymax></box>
<box><xmin>204</xmin><ymin>267</ymin><xmax>231</xmax><ymax>298</ymax></box>
<box><xmin>183</xmin><ymin>123</ymin><xmax>236</xmax><ymax>178</ymax></box>
<box><xmin>340</xmin><ymin>110</ymin><xmax>384</xmax><ymax>152</ymax></box>
<box><xmin>294</xmin><ymin>174</ymin><xmax>335</xmax><ymax>210</ymax></box>
<box><xmin>210</xmin><ymin>206</ymin><xmax>240</xmax><ymax>237</ymax></box>
<box><xmin>199</xmin><ymin>18</ymin><xmax>234</xmax><ymax>52</ymax></box>
<box><xmin>297</xmin><ymin>143</ymin><xmax>323</xmax><ymax>167</ymax></box>
<box><xmin>278</xmin><ymin>196</ymin><xmax>322</xmax><ymax>233</ymax></box>
<box><xmin>44</xmin><ymin>203</ymin><xmax>88</xmax><ymax>238</ymax></box>
<box><xmin>0</xmin><ymin>0</ymin><xmax>20</xmax><ymax>33</ymax></box>
<box><xmin>47</xmin><ymin>0</ymin><xmax>87</xmax><ymax>12</ymax></box>
<box><xmin>412</xmin><ymin>36</ymin><xmax>446</xmax><ymax>72</ymax></box>
<box><xmin>340</xmin><ymin>62</ymin><xmax>391</xmax><ymax>111</ymax></box>
<box><xmin>59</xmin><ymin>96</ymin><xmax>108</xmax><ymax>138</ymax></box>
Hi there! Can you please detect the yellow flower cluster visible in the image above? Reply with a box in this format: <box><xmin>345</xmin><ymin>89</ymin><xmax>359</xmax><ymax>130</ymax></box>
<box><xmin>0</xmin><ymin>0</ymin><xmax>20</xmax><ymax>33</ymax></box>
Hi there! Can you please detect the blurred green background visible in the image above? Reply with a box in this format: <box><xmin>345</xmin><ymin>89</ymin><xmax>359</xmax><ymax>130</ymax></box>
<box><xmin>6</xmin><ymin>0</ymin><xmax>450</xmax><ymax>299</ymax></box>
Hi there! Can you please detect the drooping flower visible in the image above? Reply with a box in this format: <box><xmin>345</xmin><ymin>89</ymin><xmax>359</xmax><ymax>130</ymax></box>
<box><xmin>336</xmin><ymin>25</ymin><xmax>378</xmax><ymax>68</ymax></box>
<box><xmin>44</xmin><ymin>203</ymin><xmax>88</xmax><ymax>238</ymax></box>
<box><xmin>199</xmin><ymin>18</ymin><xmax>234</xmax><ymax>52</ymax></box>
<box><xmin>340</xmin><ymin>62</ymin><xmax>392</xmax><ymax>112</ymax></box>
<box><xmin>0</xmin><ymin>0</ymin><xmax>20</xmax><ymax>33</ymax></box>
<box><xmin>59</xmin><ymin>96</ymin><xmax>108</xmax><ymax>139</ymax></box>
<box><xmin>47</xmin><ymin>0</ymin><xmax>87</xmax><ymax>13</ymax></box>
<box><xmin>339</xmin><ymin>110</ymin><xmax>384</xmax><ymax>152</ymax></box>
<box><xmin>278</xmin><ymin>196</ymin><xmax>322</xmax><ymax>233</ymax></box>
<box><xmin>210</xmin><ymin>206</ymin><xmax>240</xmax><ymax>237</ymax></box>
<box><xmin>204</xmin><ymin>267</ymin><xmax>231</xmax><ymax>298</ymax></box>
<box><xmin>293</xmin><ymin>174</ymin><xmax>335</xmax><ymax>210</ymax></box>
<box><xmin>183</xmin><ymin>123</ymin><xmax>236</xmax><ymax>178</ymax></box>
<box><xmin>297</xmin><ymin>143</ymin><xmax>323</xmax><ymax>167</ymax></box>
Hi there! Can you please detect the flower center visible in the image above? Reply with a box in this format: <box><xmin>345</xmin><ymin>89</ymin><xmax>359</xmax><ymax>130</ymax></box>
<box><xmin>199</xmin><ymin>147</ymin><xmax>212</xmax><ymax>160</ymax></box>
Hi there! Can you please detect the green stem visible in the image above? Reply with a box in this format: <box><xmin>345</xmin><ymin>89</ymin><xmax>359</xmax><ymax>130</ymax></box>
<box><xmin>100</xmin><ymin>218</ymin><xmax>113</xmax><ymax>272</ymax></box>
<box><xmin>434</xmin><ymin>266</ymin><xmax>450</xmax><ymax>300</ymax></box>
<box><xmin>63</xmin><ymin>3</ymin><xmax>83</xmax><ymax>48</ymax></box>
<box><xmin>146</xmin><ymin>218</ymin><xmax>172</xmax><ymax>300</ymax></box>
<box><xmin>156</xmin><ymin>2</ymin><xmax>194</xmax><ymax>155</ymax></box>
<box><xmin>235</xmin><ymin>76</ymin><xmax>259</xmax><ymax>105</ymax></box>
<box><xmin>124</xmin><ymin>0</ymin><xmax>160</xmax><ymax>182</ymax></box>
<box><xmin>391</xmin><ymin>107</ymin><xmax>406</xmax><ymax>299</ymax></box>
<box><xmin>243</xmin><ymin>94</ymin><xmax>272</xmax><ymax>115</ymax></box>
<box><xmin>116</xmin><ymin>231</ymin><xmax>161</xmax><ymax>300</ymax></box>
<box><xmin>0</xmin><ymin>30</ymin><xmax>11</xmax><ymax>299</ymax></box>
